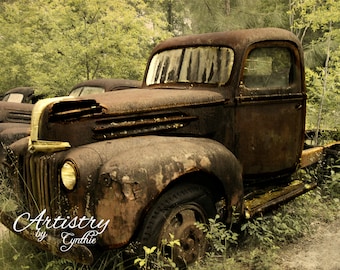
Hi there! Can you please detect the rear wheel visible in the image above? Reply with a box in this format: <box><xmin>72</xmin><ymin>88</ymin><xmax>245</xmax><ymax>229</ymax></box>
<box><xmin>138</xmin><ymin>183</ymin><xmax>217</xmax><ymax>268</ymax></box>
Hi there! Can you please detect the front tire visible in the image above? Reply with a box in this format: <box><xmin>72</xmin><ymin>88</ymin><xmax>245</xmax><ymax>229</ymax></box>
<box><xmin>138</xmin><ymin>183</ymin><xmax>217</xmax><ymax>268</ymax></box>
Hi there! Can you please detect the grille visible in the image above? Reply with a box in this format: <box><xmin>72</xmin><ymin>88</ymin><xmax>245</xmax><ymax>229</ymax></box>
<box><xmin>21</xmin><ymin>153</ymin><xmax>60</xmax><ymax>217</ymax></box>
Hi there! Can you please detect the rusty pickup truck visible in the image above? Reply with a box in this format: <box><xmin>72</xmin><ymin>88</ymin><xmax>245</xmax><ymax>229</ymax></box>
<box><xmin>0</xmin><ymin>28</ymin><xmax>339</xmax><ymax>268</ymax></box>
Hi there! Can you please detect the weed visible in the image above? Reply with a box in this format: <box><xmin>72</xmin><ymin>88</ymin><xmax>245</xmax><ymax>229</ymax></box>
<box><xmin>134</xmin><ymin>233</ymin><xmax>180</xmax><ymax>270</ymax></box>
<box><xmin>196</xmin><ymin>214</ymin><xmax>238</xmax><ymax>256</ymax></box>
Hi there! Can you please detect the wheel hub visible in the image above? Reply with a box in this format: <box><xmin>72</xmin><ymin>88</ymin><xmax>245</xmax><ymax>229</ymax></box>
<box><xmin>159</xmin><ymin>205</ymin><xmax>207</xmax><ymax>265</ymax></box>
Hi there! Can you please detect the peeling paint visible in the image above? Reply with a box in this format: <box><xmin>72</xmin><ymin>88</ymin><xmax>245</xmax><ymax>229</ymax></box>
<box><xmin>110</xmin><ymin>170</ymin><xmax>118</xmax><ymax>180</ymax></box>
<box><xmin>199</xmin><ymin>156</ymin><xmax>211</xmax><ymax>168</ymax></box>
<box><xmin>122</xmin><ymin>183</ymin><xmax>136</xmax><ymax>201</ymax></box>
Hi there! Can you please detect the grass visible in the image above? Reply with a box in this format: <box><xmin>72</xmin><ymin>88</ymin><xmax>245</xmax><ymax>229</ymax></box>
<box><xmin>0</xmin><ymin>158</ymin><xmax>339</xmax><ymax>269</ymax></box>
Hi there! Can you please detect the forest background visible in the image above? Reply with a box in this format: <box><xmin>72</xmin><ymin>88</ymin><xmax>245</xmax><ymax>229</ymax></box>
<box><xmin>0</xmin><ymin>0</ymin><xmax>339</xmax><ymax>132</ymax></box>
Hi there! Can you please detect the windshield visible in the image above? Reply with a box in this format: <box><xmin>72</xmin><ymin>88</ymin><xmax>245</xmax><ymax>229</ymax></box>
<box><xmin>69</xmin><ymin>86</ymin><xmax>105</xmax><ymax>97</ymax></box>
<box><xmin>2</xmin><ymin>93</ymin><xmax>24</xmax><ymax>103</ymax></box>
<box><xmin>146</xmin><ymin>46</ymin><xmax>234</xmax><ymax>86</ymax></box>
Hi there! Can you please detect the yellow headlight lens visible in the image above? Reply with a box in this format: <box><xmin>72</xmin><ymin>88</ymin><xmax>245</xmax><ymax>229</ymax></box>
<box><xmin>61</xmin><ymin>161</ymin><xmax>77</xmax><ymax>190</ymax></box>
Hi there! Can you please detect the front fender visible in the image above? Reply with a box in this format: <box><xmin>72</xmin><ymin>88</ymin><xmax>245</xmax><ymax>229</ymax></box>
<box><xmin>93</xmin><ymin>135</ymin><xmax>243</xmax><ymax>248</ymax></box>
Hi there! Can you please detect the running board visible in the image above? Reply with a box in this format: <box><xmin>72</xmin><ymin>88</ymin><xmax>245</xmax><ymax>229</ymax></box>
<box><xmin>244</xmin><ymin>180</ymin><xmax>317</xmax><ymax>219</ymax></box>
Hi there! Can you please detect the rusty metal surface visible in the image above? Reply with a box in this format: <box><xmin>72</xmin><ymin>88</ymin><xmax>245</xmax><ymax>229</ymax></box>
<box><xmin>0</xmin><ymin>103</ymin><xmax>32</xmax><ymax>166</ymax></box>
<box><xmin>300</xmin><ymin>146</ymin><xmax>324</xmax><ymax>168</ymax></box>
<box><xmin>0</xmin><ymin>80</ymin><xmax>141</xmax><ymax>124</ymax></box>
<box><xmin>0</xmin><ymin>123</ymin><xmax>30</xmax><ymax>165</ymax></box>
<box><xmin>244</xmin><ymin>180</ymin><xmax>317</xmax><ymax>219</ymax></box>
<box><xmin>145</xmin><ymin>28</ymin><xmax>301</xmax><ymax>66</ymax></box>
<box><xmin>141</xmin><ymin>27</ymin><xmax>306</xmax><ymax>179</ymax></box>
<box><xmin>4</xmin><ymin>135</ymin><xmax>242</xmax><ymax>249</ymax></box>
<box><xmin>235</xmin><ymin>97</ymin><xmax>305</xmax><ymax>177</ymax></box>
<box><xmin>300</xmin><ymin>142</ymin><xmax>340</xmax><ymax>168</ymax></box>
<box><xmin>93</xmin><ymin>136</ymin><xmax>243</xmax><ymax>247</ymax></box>
<box><xmin>143</xmin><ymin>28</ymin><xmax>304</xmax><ymax>89</ymax></box>
<box><xmin>0</xmin><ymin>101</ymin><xmax>33</xmax><ymax>124</ymax></box>
<box><xmin>0</xmin><ymin>79</ymin><xmax>142</xmax><ymax>149</ymax></box>
<box><xmin>38</xmin><ymin>89</ymin><xmax>226</xmax><ymax>147</ymax></box>
<box><xmin>0</xmin><ymin>122</ymin><xmax>30</xmax><ymax>134</ymax></box>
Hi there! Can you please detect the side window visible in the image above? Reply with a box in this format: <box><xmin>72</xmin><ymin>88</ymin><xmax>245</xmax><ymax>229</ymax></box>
<box><xmin>243</xmin><ymin>47</ymin><xmax>292</xmax><ymax>89</ymax></box>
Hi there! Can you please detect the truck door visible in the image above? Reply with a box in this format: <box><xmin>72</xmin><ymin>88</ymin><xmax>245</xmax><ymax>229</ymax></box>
<box><xmin>235</xmin><ymin>43</ymin><xmax>306</xmax><ymax>178</ymax></box>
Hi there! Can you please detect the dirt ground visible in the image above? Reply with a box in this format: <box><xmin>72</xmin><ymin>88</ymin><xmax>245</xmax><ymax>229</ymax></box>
<box><xmin>278</xmin><ymin>213</ymin><xmax>340</xmax><ymax>270</ymax></box>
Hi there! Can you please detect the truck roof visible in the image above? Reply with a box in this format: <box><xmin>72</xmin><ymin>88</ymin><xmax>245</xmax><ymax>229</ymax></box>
<box><xmin>143</xmin><ymin>28</ymin><xmax>304</xmax><ymax>90</ymax></box>
<box><xmin>3</xmin><ymin>87</ymin><xmax>35</xmax><ymax>97</ymax></box>
<box><xmin>149</xmin><ymin>28</ymin><xmax>302</xmax><ymax>54</ymax></box>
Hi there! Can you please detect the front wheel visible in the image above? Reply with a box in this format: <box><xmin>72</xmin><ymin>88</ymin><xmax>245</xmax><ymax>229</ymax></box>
<box><xmin>137</xmin><ymin>183</ymin><xmax>217</xmax><ymax>268</ymax></box>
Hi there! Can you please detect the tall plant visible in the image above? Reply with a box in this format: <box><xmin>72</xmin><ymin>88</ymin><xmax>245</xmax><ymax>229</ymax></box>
<box><xmin>290</xmin><ymin>0</ymin><xmax>340</xmax><ymax>136</ymax></box>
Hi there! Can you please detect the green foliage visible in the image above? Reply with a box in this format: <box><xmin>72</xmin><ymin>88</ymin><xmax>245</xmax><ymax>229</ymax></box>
<box><xmin>193</xmin><ymin>159</ymin><xmax>340</xmax><ymax>270</ymax></box>
<box><xmin>0</xmin><ymin>160</ymin><xmax>20</xmax><ymax>213</ymax></box>
<box><xmin>290</xmin><ymin>0</ymin><xmax>340</xmax><ymax>132</ymax></box>
<box><xmin>0</xmin><ymin>233</ymin><xmax>48</xmax><ymax>270</ymax></box>
<box><xmin>196</xmin><ymin>214</ymin><xmax>238</xmax><ymax>255</ymax></box>
<box><xmin>240</xmin><ymin>190</ymin><xmax>326</xmax><ymax>252</ymax></box>
<box><xmin>181</xmin><ymin>0</ymin><xmax>290</xmax><ymax>34</ymax></box>
<box><xmin>241</xmin><ymin>216</ymin><xmax>277</xmax><ymax>249</ymax></box>
<box><xmin>0</xmin><ymin>232</ymin><xmax>125</xmax><ymax>270</ymax></box>
<box><xmin>319</xmin><ymin>155</ymin><xmax>340</xmax><ymax>200</ymax></box>
<box><xmin>0</xmin><ymin>0</ymin><xmax>170</xmax><ymax>96</ymax></box>
<box><xmin>305</xmin><ymin>66</ymin><xmax>340</xmax><ymax>131</ymax></box>
<box><xmin>192</xmin><ymin>214</ymin><xmax>239</xmax><ymax>269</ymax></box>
<box><xmin>134</xmin><ymin>246</ymin><xmax>157</xmax><ymax>269</ymax></box>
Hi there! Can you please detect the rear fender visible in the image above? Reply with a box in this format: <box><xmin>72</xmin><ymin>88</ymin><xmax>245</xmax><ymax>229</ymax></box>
<box><xmin>93</xmin><ymin>135</ymin><xmax>243</xmax><ymax>248</ymax></box>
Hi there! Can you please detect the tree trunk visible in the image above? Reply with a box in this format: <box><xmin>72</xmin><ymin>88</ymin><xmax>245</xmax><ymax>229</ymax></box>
<box><xmin>225</xmin><ymin>0</ymin><xmax>231</xmax><ymax>15</ymax></box>
<box><xmin>315</xmin><ymin>22</ymin><xmax>332</xmax><ymax>145</ymax></box>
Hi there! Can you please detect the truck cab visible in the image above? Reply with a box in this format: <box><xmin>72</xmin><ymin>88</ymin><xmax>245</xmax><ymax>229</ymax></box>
<box><xmin>143</xmin><ymin>28</ymin><xmax>306</xmax><ymax>180</ymax></box>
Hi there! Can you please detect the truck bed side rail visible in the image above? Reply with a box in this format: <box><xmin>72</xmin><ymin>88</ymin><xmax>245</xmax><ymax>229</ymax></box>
<box><xmin>300</xmin><ymin>142</ymin><xmax>340</xmax><ymax>168</ymax></box>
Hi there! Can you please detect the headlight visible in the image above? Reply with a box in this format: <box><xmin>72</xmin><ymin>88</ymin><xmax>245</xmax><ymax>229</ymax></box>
<box><xmin>61</xmin><ymin>161</ymin><xmax>78</xmax><ymax>190</ymax></box>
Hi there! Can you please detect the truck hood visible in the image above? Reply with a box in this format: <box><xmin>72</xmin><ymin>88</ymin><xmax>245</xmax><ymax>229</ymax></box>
<box><xmin>89</xmin><ymin>87</ymin><xmax>225</xmax><ymax>114</ymax></box>
<box><xmin>46</xmin><ymin>87</ymin><xmax>225</xmax><ymax>121</ymax></box>
<box><xmin>0</xmin><ymin>101</ymin><xmax>33</xmax><ymax>124</ymax></box>
<box><xmin>30</xmin><ymin>88</ymin><xmax>226</xmax><ymax>150</ymax></box>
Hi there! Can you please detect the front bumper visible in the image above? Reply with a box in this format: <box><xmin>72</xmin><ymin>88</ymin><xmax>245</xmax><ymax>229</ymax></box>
<box><xmin>0</xmin><ymin>211</ymin><xmax>94</xmax><ymax>265</ymax></box>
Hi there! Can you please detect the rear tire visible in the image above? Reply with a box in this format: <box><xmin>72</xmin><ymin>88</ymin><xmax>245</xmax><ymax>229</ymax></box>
<box><xmin>138</xmin><ymin>183</ymin><xmax>217</xmax><ymax>269</ymax></box>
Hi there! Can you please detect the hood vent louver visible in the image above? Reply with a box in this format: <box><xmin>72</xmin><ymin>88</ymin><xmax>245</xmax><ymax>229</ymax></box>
<box><xmin>49</xmin><ymin>100</ymin><xmax>104</xmax><ymax>122</ymax></box>
<box><xmin>93</xmin><ymin>112</ymin><xmax>197</xmax><ymax>140</ymax></box>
